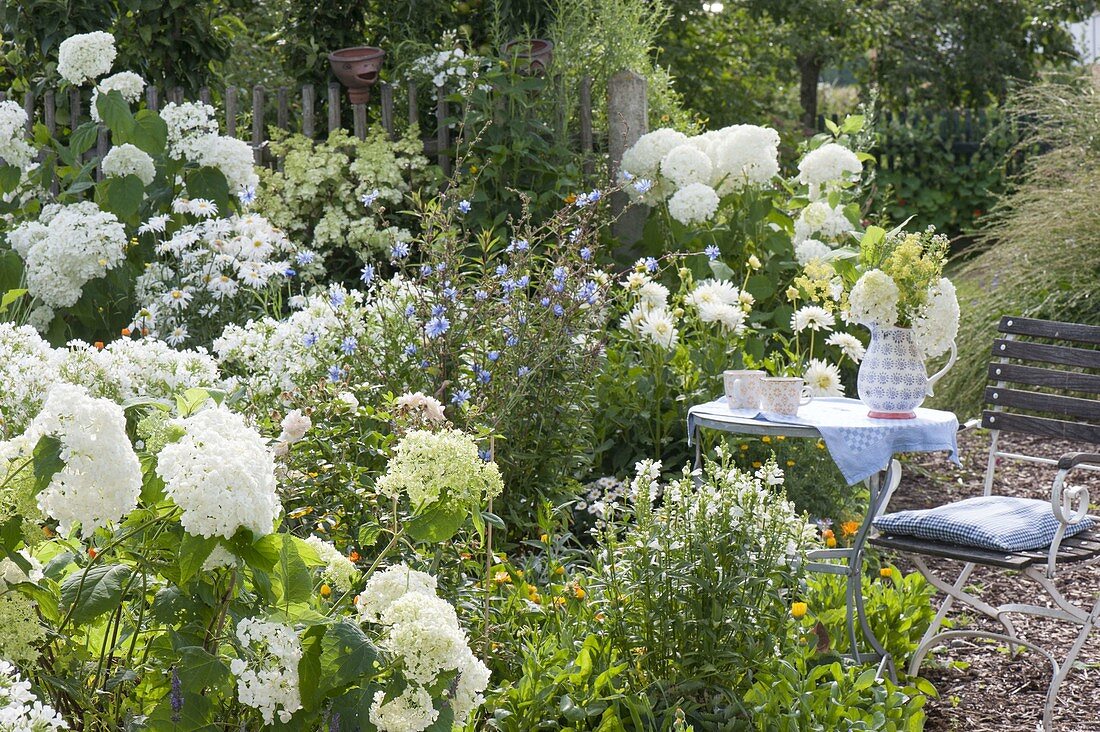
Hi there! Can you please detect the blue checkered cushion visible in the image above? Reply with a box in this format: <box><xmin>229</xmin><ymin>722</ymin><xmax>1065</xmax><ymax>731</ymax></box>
<box><xmin>873</xmin><ymin>496</ymin><xmax>1096</xmax><ymax>552</ymax></box>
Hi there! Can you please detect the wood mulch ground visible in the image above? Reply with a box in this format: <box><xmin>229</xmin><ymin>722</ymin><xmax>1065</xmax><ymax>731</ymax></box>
<box><xmin>886</xmin><ymin>429</ymin><xmax>1100</xmax><ymax>732</ymax></box>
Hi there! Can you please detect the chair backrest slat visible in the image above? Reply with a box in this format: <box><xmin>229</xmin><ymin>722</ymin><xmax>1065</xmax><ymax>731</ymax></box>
<box><xmin>984</xmin><ymin>386</ymin><xmax>1100</xmax><ymax>421</ymax></box>
<box><xmin>981</xmin><ymin>411</ymin><xmax>1100</xmax><ymax>443</ymax></box>
<box><xmin>987</xmin><ymin>363</ymin><xmax>1100</xmax><ymax>395</ymax></box>
<box><xmin>983</xmin><ymin>315</ymin><xmax>1100</xmax><ymax>445</ymax></box>
<box><xmin>992</xmin><ymin>339</ymin><xmax>1100</xmax><ymax>370</ymax></box>
<box><xmin>999</xmin><ymin>315</ymin><xmax>1100</xmax><ymax>345</ymax></box>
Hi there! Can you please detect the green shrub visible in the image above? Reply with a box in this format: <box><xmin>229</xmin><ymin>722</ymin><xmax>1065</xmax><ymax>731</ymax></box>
<box><xmin>931</xmin><ymin>73</ymin><xmax>1100</xmax><ymax>416</ymax></box>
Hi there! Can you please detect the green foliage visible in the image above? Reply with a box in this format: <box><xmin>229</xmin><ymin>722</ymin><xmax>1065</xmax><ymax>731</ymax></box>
<box><xmin>932</xmin><ymin>73</ymin><xmax>1100</xmax><ymax>416</ymax></box>
<box><xmin>0</xmin><ymin>0</ymin><xmax>242</xmax><ymax>93</ymax></box>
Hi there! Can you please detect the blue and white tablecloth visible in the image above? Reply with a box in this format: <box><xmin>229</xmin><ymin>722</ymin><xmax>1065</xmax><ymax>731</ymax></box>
<box><xmin>687</xmin><ymin>397</ymin><xmax>960</xmax><ymax>485</ymax></box>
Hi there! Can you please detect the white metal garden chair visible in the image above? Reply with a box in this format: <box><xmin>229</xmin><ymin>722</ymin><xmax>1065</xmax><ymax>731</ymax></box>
<box><xmin>871</xmin><ymin>315</ymin><xmax>1100</xmax><ymax>731</ymax></box>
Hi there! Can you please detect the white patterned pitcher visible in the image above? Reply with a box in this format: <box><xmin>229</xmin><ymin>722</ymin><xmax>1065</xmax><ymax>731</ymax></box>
<box><xmin>857</xmin><ymin>326</ymin><xmax>957</xmax><ymax>419</ymax></box>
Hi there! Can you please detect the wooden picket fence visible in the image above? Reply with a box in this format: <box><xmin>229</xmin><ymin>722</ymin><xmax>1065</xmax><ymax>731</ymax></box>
<box><xmin>2</xmin><ymin>73</ymin><xmax>637</xmax><ymax>182</ymax></box>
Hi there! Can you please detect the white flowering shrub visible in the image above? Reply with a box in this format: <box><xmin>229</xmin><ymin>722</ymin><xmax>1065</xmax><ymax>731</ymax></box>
<box><xmin>592</xmin><ymin>452</ymin><xmax>815</xmax><ymax>710</ymax></box>
<box><xmin>0</xmin><ymin>385</ymin><xmax>494</xmax><ymax>730</ymax></box>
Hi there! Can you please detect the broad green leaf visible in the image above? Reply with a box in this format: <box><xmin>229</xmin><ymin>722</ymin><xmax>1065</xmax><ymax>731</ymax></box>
<box><xmin>297</xmin><ymin>624</ymin><xmax>327</xmax><ymax>710</ymax></box>
<box><xmin>406</xmin><ymin>502</ymin><xmax>467</xmax><ymax>542</ymax></box>
<box><xmin>185</xmin><ymin>166</ymin><xmax>230</xmax><ymax>214</ymax></box>
<box><xmin>176</xmin><ymin>645</ymin><xmax>232</xmax><ymax>694</ymax></box>
<box><xmin>96</xmin><ymin>90</ymin><xmax>135</xmax><ymax>138</ymax></box>
<box><xmin>0</xmin><ymin>288</ymin><xmax>27</xmax><ymax>313</ymax></box>
<box><xmin>841</xmin><ymin>115</ymin><xmax>866</xmax><ymax>134</ymax></box>
<box><xmin>177</xmin><ymin>534</ymin><xmax>219</xmax><ymax>585</ymax></box>
<box><xmin>32</xmin><ymin>435</ymin><xmax>64</xmax><ymax>496</ymax></box>
<box><xmin>317</xmin><ymin>621</ymin><xmax>379</xmax><ymax>700</ymax></box>
<box><xmin>0</xmin><ymin>164</ymin><xmax>20</xmax><ymax>194</ymax></box>
<box><xmin>238</xmin><ymin>533</ymin><xmax>281</xmax><ymax>573</ymax></box>
<box><xmin>745</xmin><ymin>274</ymin><xmax>776</xmax><ymax>301</ymax></box>
<box><xmin>271</xmin><ymin>533</ymin><xmax>313</xmax><ymax>607</ymax></box>
<box><xmin>69</xmin><ymin>122</ymin><xmax>99</xmax><ymax>156</ymax></box>
<box><xmin>174</xmin><ymin>387</ymin><xmax>211</xmax><ymax>417</ymax></box>
<box><xmin>59</xmin><ymin>564</ymin><xmax>131</xmax><ymax>626</ymax></box>
<box><xmin>125</xmin><ymin>110</ymin><xmax>168</xmax><ymax>156</ymax></box>
<box><xmin>95</xmin><ymin>174</ymin><xmax>144</xmax><ymax>221</ymax></box>
<box><xmin>708</xmin><ymin>260</ymin><xmax>737</xmax><ymax>282</ymax></box>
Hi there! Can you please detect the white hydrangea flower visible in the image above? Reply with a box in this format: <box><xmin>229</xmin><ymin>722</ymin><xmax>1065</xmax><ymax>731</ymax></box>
<box><xmin>912</xmin><ymin>277</ymin><xmax>960</xmax><ymax>359</ymax></box>
<box><xmin>155</xmin><ymin>405</ymin><xmax>278</xmax><ymax>540</ymax></box>
<box><xmin>790</xmin><ymin>305</ymin><xmax>835</xmax><ymax>333</ymax></box>
<box><xmin>304</xmin><ymin>536</ymin><xmax>359</xmax><ymax>592</ymax></box>
<box><xmin>825</xmin><ymin>331</ymin><xmax>866</xmax><ymax>363</ymax></box>
<box><xmin>231</xmin><ymin>618</ymin><xmax>302</xmax><ymax>725</ymax></box>
<box><xmin>201</xmin><ymin>544</ymin><xmax>238</xmax><ymax>571</ymax></box>
<box><xmin>848</xmin><ymin>269</ymin><xmax>900</xmax><ymax>327</ymax></box>
<box><xmin>101</xmin><ymin>143</ymin><xmax>155</xmax><ymax>186</ymax></box>
<box><xmin>712</xmin><ymin>124</ymin><xmax>780</xmax><ymax>191</ymax></box>
<box><xmin>369</xmin><ymin>684</ymin><xmax>439</xmax><ymax>732</ymax></box>
<box><xmin>0</xmin><ymin>660</ymin><xmax>68</xmax><ymax>731</ymax></box>
<box><xmin>57</xmin><ymin>31</ymin><xmax>116</xmax><ymax>85</ymax></box>
<box><xmin>620</xmin><ymin>128</ymin><xmax>690</xmax><ymax>180</ymax></box>
<box><xmin>804</xmin><ymin>358</ymin><xmax>844</xmax><ymax>397</ymax></box>
<box><xmin>667</xmin><ymin>182</ymin><xmax>719</xmax><ymax>225</ymax></box>
<box><xmin>794</xmin><ymin>238</ymin><xmax>832</xmax><ymax>266</ymax></box>
<box><xmin>159</xmin><ymin>101</ymin><xmax>219</xmax><ymax>160</ymax></box>
<box><xmin>659</xmin><ymin>144</ymin><xmax>713</xmax><ymax>189</ymax></box>
<box><xmin>0</xmin><ymin>101</ymin><xmax>35</xmax><ymax>169</ymax></box>
<box><xmin>194</xmin><ymin>135</ymin><xmax>260</xmax><ymax>193</ymax></box>
<box><xmin>380</xmin><ymin>593</ymin><xmax>470</xmax><ymax>685</ymax></box>
<box><xmin>355</xmin><ymin>564</ymin><xmax>439</xmax><ymax>623</ymax></box>
<box><xmin>7</xmin><ymin>202</ymin><xmax>128</xmax><ymax>309</ymax></box>
<box><xmin>90</xmin><ymin>71</ymin><xmax>146</xmax><ymax>122</ymax></box>
<box><xmin>797</xmin><ymin>142</ymin><xmax>862</xmax><ymax>198</ymax></box>
<box><xmin>794</xmin><ymin>201</ymin><xmax>854</xmax><ymax>245</ymax></box>
<box><xmin>13</xmin><ymin>383</ymin><xmax>142</xmax><ymax>538</ymax></box>
<box><xmin>638</xmin><ymin>307</ymin><xmax>678</xmax><ymax>350</ymax></box>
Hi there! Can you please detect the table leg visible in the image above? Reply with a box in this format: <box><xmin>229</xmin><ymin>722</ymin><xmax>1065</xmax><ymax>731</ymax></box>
<box><xmin>849</xmin><ymin>463</ymin><xmax>899</xmax><ymax>681</ymax></box>
<box><xmin>694</xmin><ymin>431</ymin><xmax>702</xmax><ymax>470</ymax></box>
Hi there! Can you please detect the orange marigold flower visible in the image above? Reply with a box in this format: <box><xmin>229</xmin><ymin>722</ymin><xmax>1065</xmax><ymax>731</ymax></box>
<box><xmin>349</xmin><ymin>550</ymin><xmax>360</xmax><ymax>562</ymax></box>
<box><xmin>880</xmin><ymin>567</ymin><xmax>893</xmax><ymax>578</ymax></box>
<box><xmin>94</xmin><ymin>341</ymin><xmax>104</xmax><ymax>350</ymax></box>
<box><xmin>840</xmin><ymin>520</ymin><xmax>860</xmax><ymax>538</ymax></box>
<box><xmin>87</xmin><ymin>547</ymin><xmax>97</xmax><ymax>558</ymax></box>
<box><xmin>120</xmin><ymin>328</ymin><xmax>131</xmax><ymax>337</ymax></box>
<box><xmin>826</xmin><ymin>536</ymin><xmax>837</xmax><ymax>548</ymax></box>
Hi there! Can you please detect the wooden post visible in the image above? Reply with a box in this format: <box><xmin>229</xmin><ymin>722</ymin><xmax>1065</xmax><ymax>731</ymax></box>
<box><xmin>226</xmin><ymin>87</ymin><xmax>237</xmax><ymax>137</ymax></box>
<box><xmin>252</xmin><ymin>86</ymin><xmax>265</xmax><ymax>165</ymax></box>
<box><xmin>328</xmin><ymin>83</ymin><xmax>341</xmax><ymax>135</ymax></box>
<box><xmin>580</xmin><ymin>76</ymin><xmax>594</xmax><ymax>177</ymax></box>
<box><xmin>70</xmin><ymin>89</ymin><xmax>81</xmax><ymax>133</ymax></box>
<box><xmin>407</xmin><ymin>80</ymin><xmax>418</xmax><ymax>127</ymax></box>
<box><xmin>352</xmin><ymin>104</ymin><xmax>367</xmax><ymax>140</ymax></box>
<box><xmin>172</xmin><ymin>87</ymin><xmax>184</xmax><ymax>104</ymax></box>
<box><xmin>436</xmin><ymin>96</ymin><xmax>450</xmax><ymax>176</ymax></box>
<box><xmin>199</xmin><ymin>87</ymin><xmax>212</xmax><ymax>106</ymax></box>
<box><xmin>95</xmin><ymin>126</ymin><xmax>108</xmax><ymax>180</ymax></box>
<box><xmin>607</xmin><ymin>70</ymin><xmax>647</xmax><ymax>244</ymax></box>
<box><xmin>145</xmin><ymin>86</ymin><xmax>158</xmax><ymax>112</ymax></box>
<box><xmin>380</xmin><ymin>82</ymin><xmax>394</xmax><ymax>139</ymax></box>
<box><xmin>43</xmin><ymin>91</ymin><xmax>56</xmax><ymax>136</ymax></box>
<box><xmin>277</xmin><ymin>87</ymin><xmax>289</xmax><ymax>132</ymax></box>
<box><xmin>23</xmin><ymin>92</ymin><xmax>33</xmax><ymax>135</ymax></box>
<box><xmin>302</xmin><ymin>85</ymin><xmax>315</xmax><ymax>138</ymax></box>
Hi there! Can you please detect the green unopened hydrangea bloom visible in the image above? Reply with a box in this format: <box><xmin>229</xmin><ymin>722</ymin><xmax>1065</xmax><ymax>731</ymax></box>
<box><xmin>378</xmin><ymin>429</ymin><xmax>503</xmax><ymax>513</ymax></box>
<box><xmin>0</xmin><ymin>593</ymin><xmax>45</xmax><ymax>664</ymax></box>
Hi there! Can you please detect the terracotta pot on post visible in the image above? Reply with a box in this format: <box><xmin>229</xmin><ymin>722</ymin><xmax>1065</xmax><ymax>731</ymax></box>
<box><xmin>328</xmin><ymin>46</ymin><xmax>385</xmax><ymax>103</ymax></box>
<box><xmin>500</xmin><ymin>39</ymin><xmax>554</xmax><ymax>75</ymax></box>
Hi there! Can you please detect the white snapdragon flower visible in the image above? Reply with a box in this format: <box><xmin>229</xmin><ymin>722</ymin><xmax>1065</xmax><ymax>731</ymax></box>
<box><xmin>101</xmin><ymin>144</ymin><xmax>156</xmax><ymax>186</ymax></box>
<box><xmin>57</xmin><ymin>31</ymin><xmax>116</xmax><ymax>85</ymax></box>
<box><xmin>847</xmin><ymin>269</ymin><xmax>899</xmax><ymax>327</ymax></box>
<box><xmin>667</xmin><ymin>182</ymin><xmax>719</xmax><ymax>225</ymax></box>
<box><xmin>155</xmin><ymin>405</ymin><xmax>279</xmax><ymax>539</ymax></box>
<box><xmin>803</xmin><ymin>358</ymin><xmax>844</xmax><ymax>397</ymax></box>
<box><xmin>912</xmin><ymin>277</ymin><xmax>960</xmax><ymax>359</ymax></box>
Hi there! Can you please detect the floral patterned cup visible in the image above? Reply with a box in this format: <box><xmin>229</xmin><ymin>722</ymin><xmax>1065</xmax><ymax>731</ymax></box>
<box><xmin>723</xmin><ymin>369</ymin><xmax>765</xmax><ymax>410</ymax></box>
<box><xmin>760</xmin><ymin>377</ymin><xmax>813</xmax><ymax>416</ymax></box>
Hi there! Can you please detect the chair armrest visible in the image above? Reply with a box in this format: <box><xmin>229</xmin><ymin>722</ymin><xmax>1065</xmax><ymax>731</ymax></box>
<box><xmin>958</xmin><ymin>418</ymin><xmax>981</xmax><ymax>432</ymax></box>
<box><xmin>1057</xmin><ymin>452</ymin><xmax>1100</xmax><ymax>471</ymax></box>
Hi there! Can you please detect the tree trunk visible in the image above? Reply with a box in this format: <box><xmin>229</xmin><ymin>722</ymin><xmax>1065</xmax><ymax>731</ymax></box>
<box><xmin>797</xmin><ymin>53</ymin><xmax>823</xmax><ymax>132</ymax></box>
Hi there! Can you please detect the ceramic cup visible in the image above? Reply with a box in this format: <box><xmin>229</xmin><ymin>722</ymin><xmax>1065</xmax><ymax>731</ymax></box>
<box><xmin>723</xmin><ymin>369</ymin><xmax>766</xmax><ymax>410</ymax></box>
<box><xmin>760</xmin><ymin>377</ymin><xmax>813</xmax><ymax>416</ymax></box>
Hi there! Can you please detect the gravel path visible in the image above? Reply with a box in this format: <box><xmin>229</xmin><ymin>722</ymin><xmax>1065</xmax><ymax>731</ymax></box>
<box><xmin>887</xmin><ymin>429</ymin><xmax>1100</xmax><ymax>732</ymax></box>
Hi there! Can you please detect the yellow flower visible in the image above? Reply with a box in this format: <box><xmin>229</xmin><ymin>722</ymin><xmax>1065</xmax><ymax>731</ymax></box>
<box><xmin>826</xmin><ymin>536</ymin><xmax>837</xmax><ymax>548</ymax></box>
<box><xmin>540</xmin><ymin>533</ymin><xmax>549</xmax><ymax>543</ymax></box>
<box><xmin>752</xmin><ymin>461</ymin><xmax>762</xmax><ymax>468</ymax></box>
<box><xmin>841</xmin><ymin>520</ymin><xmax>861</xmax><ymax>539</ymax></box>
<box><xmin>791</xmin><ymin>602</ymin><xmax>808</xmax><ymax>619</ymax></box>
<box><xmin>553</xmin><ymin>566</ymin><xmax>565</xmax><ymax>575</ymax></box>
<box><xmin>553</xmin><ymin>596</ymin><xmax>567</xmax><ymax>607</ymax></box>
<box><xmin>816</xmin><ymin>440</ymin><xmax>826</xmax><ymax>450</ymax></box>
<box><xmin>748</xmin><ymin>254</ymin><xmax>762</xmax><ymax>270</ymax></box>
<box><xmin>761</xmin><ymin>436</ymin><xmax>771</xmax><ymax>443</ymax></box>
<box><xmin>493</xmin><ymin>571</ymin><xmax>511</xmax><ymax>584</ymax></box>
<box><xmin>776</xmin><ymin>435</ymin><xmax>785</xmax><ymax>441</ymax></box>
<box><xmin>880</xmin><ymin>567</ymin><xmax>893</xmax><ymax>578</ymax></box>
<box><xmin>740</xmin><ymin>444</ymin><xmax>749</xmax><ymax>451</ymax></box>
<box><xmin>572</xmin><ymin>584</ymin><xmax>586</xmax><ymax>599</ymax></box>
<box><xmin>320</xmin><ymin>583</ymin><xmax>332</xmax><ymax>597</ymax></box>
<box><xmin>786</xmin><ymin>460</ymin><xmax>795</xmax><ymax>467</ymax></box>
